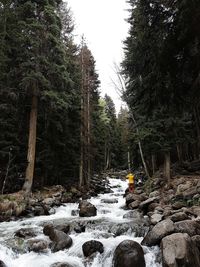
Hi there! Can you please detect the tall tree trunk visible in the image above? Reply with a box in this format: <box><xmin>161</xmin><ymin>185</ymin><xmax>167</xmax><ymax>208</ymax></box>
<box><xmin>87</xmin><ymin>72</ymin><xmax>91</xmax><ymax>186</ymax></box>
<box><xmin>151</xmin><ymin>154</ymin><xmax>156</xmax><ymax>175</ymax></box>
<box><xmin>128</xmin><ymin>146</ymin><xmax>131</xmax><ymax>170</ymax></box>
<box><xmin>22</xmin><ymin>94</ymin><xmax>38</xmax><ymax>194</ymax></box>
<box><xmin>176</xmin><ymin>143</ymin><xmax>183</xmax><ymax>163</ymax></box>
<box><xmin>164</xmin><ymin>151</ymin><xmax>171</xmax><ymax>182</ymax></box>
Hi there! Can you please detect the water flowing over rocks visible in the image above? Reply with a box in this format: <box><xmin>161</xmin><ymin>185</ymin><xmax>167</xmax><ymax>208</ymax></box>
<box><xmin>113</xmin><ymin>240</ymin><xmax>146</xmax><ymax>267</ymax></box>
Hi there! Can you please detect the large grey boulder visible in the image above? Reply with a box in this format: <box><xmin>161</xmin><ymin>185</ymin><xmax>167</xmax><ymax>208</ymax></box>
<box><xmin>161</xmin><ymin>233</ymin><xmax>200</xmax><ymax>267</ymax></box>
<box><xmin>113</xmin><ymin>240</ymin><xmax>146</xmax><ymax>267</ymax></box>
<box><xmin>78</xmin><ymin>201</ymin><xmax>97</xmax><ymax>217</ymax></box>
<box><xmin>43</xmin><ymin>224</ymin><xmax>72</xmax><ymax>252</ymax></box>
<box><xmin>82</xmin><ymin>240</ymin><xmax>104</xmax><ymax>257</ymax></box>
<box><xmin>141</xmin><ymin>219</ymin><xmax>174</xmax><ymax>246</ymax></box>
<box><xmin>174</xmin><ymin>220</ymin><xmax>200</xmax><ymax>236</ymax></box>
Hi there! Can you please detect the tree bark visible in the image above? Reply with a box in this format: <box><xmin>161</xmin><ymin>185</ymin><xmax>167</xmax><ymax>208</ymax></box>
<box><xmin>164</xmin><ymin>151</ymin><xmax>171</xmax><ymax>182</ymax></box>
<box><xmin>128</xmin><ymin>146</ymin><xmax>131</xmax><ymax>170</ymax></box>
<box><xmin>22</xmin><ymin>94</ymin><xmax>38</xmax><ymax>194</ymax></box>
<box><xmin>151</xmin><ymin>154</ymin><xmax>156</xmax><ymax>175</ymax></box>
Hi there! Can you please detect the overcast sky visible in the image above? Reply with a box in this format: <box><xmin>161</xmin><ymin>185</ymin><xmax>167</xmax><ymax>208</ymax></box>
<box><xmin>66</xmin><ymin>0</ymin><xmax>129</xmax><ymax>113</ymax></box>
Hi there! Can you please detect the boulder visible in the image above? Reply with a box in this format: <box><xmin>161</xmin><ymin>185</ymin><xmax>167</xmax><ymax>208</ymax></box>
<box><xmin>170</xmin><ymin>212</ymin><xmax>189</xmax><ymax>222</ymax></box>
<box><xmin>82</xmin><ymin>240</ymin><xmax>104</xmax><ymax>257</ymax></box>
<box><xmin>43</xmin><ymin>224</ymin><xmax>72</xmax><ymax>252</ymax></box>
<box><xmin>128</xmin><ymin>200</ymin><xmax>140</xmax><ymax>209</ymax></box>
<box><xmin>26</xmin><ymin>239</ymin><xmax>48</xmax><ymax>253</ymax></box>
<box><xmin>0</xmin><ymin>260</ymin><xmax>7</xmax><ymax>267</ymax></box>
<box><xmin>78</xmin><ymin>201</ymin><xmax>97</xmax><ymax>217</ymax></box>
<box><xmin>55</xmin><ymin>224</ymin><xmax>70</xmax><ymax>235</ymax></box>
<box><xmin>113</xmin><ymin>240</ymin><xmax>145</xmax><ymax>267</ymax></box>
<box><xmin>192</xmin><ymin>235</ymin><xmax>200</xmax><ymax>251</ymax></box>
<box><xmin>139</xmin><ymin>197</ymin><xmax>160</xmax><ymax>213</ymax></box>
<box><xmin>161</xmin><ymin>233</ymin><xmax>200</xmax><ymax>267</ymax></box>
<box><xmin>126</xmin><ymin>194</ymin><xmax>142</xmax><ymax>206</ymax></box>
<box><xmin>150</xmin><ymin>213</ymin><xmax>163</xmax><ymax>225</ymax></box>
<box><xmin>141</xmin><ymin>219</ymin><xmax>174</xmax><ymax>246</ymax></box>
<box><xmin>174</xmin><ymin>220</ymin><xmax>200</xmax><ymax>236</ymax></box>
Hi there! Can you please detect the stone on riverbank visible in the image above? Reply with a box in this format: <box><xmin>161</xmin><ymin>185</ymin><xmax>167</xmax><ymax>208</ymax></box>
<box><xmin>161</xmin><ymin>233</ymin><xmax>200</xmax><ymax>267</ymax></box>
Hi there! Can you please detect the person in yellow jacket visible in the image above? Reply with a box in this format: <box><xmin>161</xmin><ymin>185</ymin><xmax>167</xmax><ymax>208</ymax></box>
<box><xmin>126</xmin><ymin>172</ymin><xmax>135</xmax><ymax>193</ymax></box>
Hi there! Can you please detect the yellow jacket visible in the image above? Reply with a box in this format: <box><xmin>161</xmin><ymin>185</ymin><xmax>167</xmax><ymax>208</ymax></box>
<box><xmin>126</xmin><ymin>173</ymin><xmax>134</xmax><ymax>184</ymax></box>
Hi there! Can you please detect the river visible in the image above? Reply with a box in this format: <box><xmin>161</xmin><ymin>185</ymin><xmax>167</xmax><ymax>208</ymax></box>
<box><xmin>0</xmin><ymin>178</ymin><xmax>161</xmax><ymax>267</ymax></box>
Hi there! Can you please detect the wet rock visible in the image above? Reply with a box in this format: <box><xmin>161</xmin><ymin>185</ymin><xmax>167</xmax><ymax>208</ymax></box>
<box><xmin>71</xmin><ymin>209</ymin><xmax>79</xmax><ymax>216</ymax></box>
<box><xmin>74</xmin><ymin>224</ymin><xmax>85</xmax><ymax>233</ymax></box>
<box><xmin>174</xmin><ymin>220</ymin><xmax>200</xmax><ymax>236</ymax></box>
<box><xmin>42</xmin><ymin>198</ymin><xmax>54</xmax><ymax>206</ymax></box>
<box><xmin>109</xmin><ymin>223</ymin><xmax>131</xmax><ymax>236</ymax></box>
<box><xmin>172</xmin><ymin>201</ymin><xmax>186</xmax><ymax>210</ymax></box>
<box><xmin>161</xmin><ymin>233</ymin><xmax>200</xmax><ymax>267</ymax></box>
<box><xmin>50</xmin><ymin>263</ymin><xmax>73</xmax><ymax>267</ymax></box>
<box><xmin>123</xmin><ymin>210</ymin><xmax>143</xmax><ymax>220</ymax></box>
<box><xmin>101</xmin><ymin>198</ymin><xmax>118</xmax><ymax>204</ymax></box>
<box><xmin>113</xmin><ymin>240</ymin><xmax>145</xmax><ymax>267</ymax></box>
<box><xmin>0</xmin><ymin>260</ymin><xmax>7</xmax><ymax>267</ymax></box>
<box><xmin>141</xmin><ymin>219</ymin><xmax>175</xmax><ymax>246</ymax></box>
<box><xmin>14</xmin><ymin>228</ymin><xmax>37</xmax><ymax>238</ymax></box>
<box><xmin>82</xmin><ymin>240</ymin><xmax>104</xmax><ymax>257</ymax></box>
<box><xmin>78</xmin><ymin>201</ymin><xmax>97</xmax><ymax>217</ymax></box>
<box><xmin>43</xmin><ymin>224</ymin><xmax>72</xmax><ymax>252</ymax></box>
<box><xmin>55</xmin><ymin>224</ymin><xmax>70</xmax><ymax>234</ymax></box>
<box><xmin>26</xmin><ymin>239</ymin><xmax>48</xmax><ymax>253</ymax></box>
<box><xmin>170</xmin><ymin>212</ymin><xmax>189</xmax><ymax>222</ymax></box>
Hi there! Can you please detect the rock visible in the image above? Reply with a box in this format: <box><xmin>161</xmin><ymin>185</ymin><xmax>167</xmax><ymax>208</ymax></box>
<box><xmin>50</xmin><ymin>263</ymin><xmax>73</xmax><ymax>267</ymax></box>
<box><xmin>192</xmin><ymin>235</ymin><xmax>200</xmax><ymax>251</ymax></box>
<box><xmin>161</xmin><ymin>233</ymin><xmax>200</xmax><ymax>267</ymax></box>
<box><xmin>82</xmin><ymin>240</ymin><xmax>104</xmax><ymax>257</ymax></box>
<box><xmin>174</xmin><ymin>220</ymin><xmax>200</xmax><ymax>236</ymax></box>
<box><xmin>55</xmin><ymin>224</ymin><xmax>70</xmax><ymax>234</ymax></box>
<box><xmin>170</xmin><ymin>212</ymin><xmax>189</xmax><ymax>222</ymax></box>
<box><xmin>78</xmin><ymin>201</ymin><xmax>97</xmax><ymax>217</ymax></box>
<box><xmin>150</xmin><ymin>213</ymin><xmax>163</xmax><ymax>225</ymax></box>
<box><xmin>141</xmin><ymin>219</ymin><xmax>175</xmax><ymax>246</ymax></box>
<box><xmin>26</xmin><ymin>239</ymin><xmax>48</xmax><ymax>253</ymax></box>
<box><xmin>123</xmin><ymin>210</ymin><xmax>143</xmax><ymax>220</ymax></box>
<box><xmin>147</xmin><ymin>202</ymin><xmax>160</xmax><ymax>212</ymax></box>
<box><xmin>43</xmin><ymin>224</ymin><xmax>72</xmax><ymax>252</ymax></box>
<box><xmin>74</xmin><ymin>224</ymin><xmax>85</xmax><ymax>233</ymax></box>
<box><xmin>125</xmin><ymin>193</ymin><xmax>142</xmax><ymax>206</ymax></box>
<box><xmin>113</xmin><ymin>240</ymin><xmax>145</xmax><ymax>267</ymax></box>
<box><xmin>109</xmin><ymin>224</ymin><xmax>131</xmax><ymax>236</ymax></box>
<box><xmin>128</xmin><ymin>200</ymin><xmax>140</xmax><ymax>209</ymax></box>
<box><xmin>42</xmin><ymin>198</ymin><xmax>54</xmax><ymax>206</ymax></box>
<box><xmin>101</xmin><ymin>198</ymin><xmax>118</xmax><ymax>204</ymax></box>
<box><xmin>71</xmin><ymin>209</ymin><xmax>79</xmax><ymax>216</ymax></box>
<box><xmin>0</xmin><ymin>260</ymin><xmax>7</xmax><ymax>267</ymax></box>
<box><xmin>149</xmin><ymin>190</ymin><xmax>160</xmax><ymax>198</ymax></box>
<box><xmin>14</xmin><ymin>228</ymin><xmax>37</xmax><ymax>238</ymax></box>
<box><xmin>172</xmin><ymin>201</ymin><xmax>186</xmax><ymax>210</ymax></box>
<box><xmin>191</xmin><ymin>206</ymin><xmax>200</xmax><ymax>217</ymax></box>
<box><xmin>139</xmin><ymin>197</ymin><xmax>160</xmax><ymax>213</ymax></box>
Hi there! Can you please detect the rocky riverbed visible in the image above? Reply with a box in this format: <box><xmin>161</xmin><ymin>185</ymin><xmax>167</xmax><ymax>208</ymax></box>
<box><xmin>0</xmin><ymin>177</ymin><xmax>160</xmax><ymax>267</ymax></box>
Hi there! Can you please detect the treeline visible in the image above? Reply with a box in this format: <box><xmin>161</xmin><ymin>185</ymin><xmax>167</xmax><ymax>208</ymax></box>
<box><xmin>0</xmin><ymin>0</ymin><xmax>129</xmax><ymax>194</ymax></box>
<box><xmin>122</xmin><ymin>0</ymin><xmax>200</xmax><ymax>179</ymax></box>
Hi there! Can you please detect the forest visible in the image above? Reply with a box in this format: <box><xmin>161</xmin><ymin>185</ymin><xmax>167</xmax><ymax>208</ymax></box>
<box><xmin>0</xmin><ymin>0</ymin><xmax>200</xmax><ymax>195</ymax></box>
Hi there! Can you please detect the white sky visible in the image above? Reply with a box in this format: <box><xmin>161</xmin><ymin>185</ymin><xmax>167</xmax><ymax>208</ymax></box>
<box><xmin>66</xmin><ymin>0</ymin><xmax>129</xmax><ymax>113</ymax></box>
